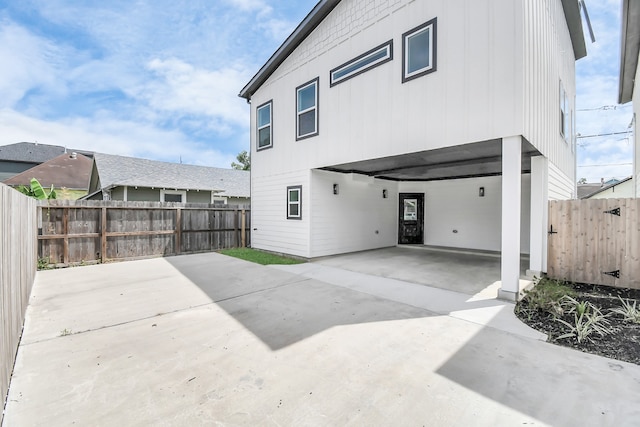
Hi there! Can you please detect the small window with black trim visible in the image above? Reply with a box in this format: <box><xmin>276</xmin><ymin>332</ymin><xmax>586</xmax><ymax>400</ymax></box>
<box><xmin>402</xmin><ymin>18</ymin><xmax>437</xmax><ymax>83</ymax></box>
<box><xmin>257</xmin><ymin>100</ymin><xmax>272</xmax><ymax>150</ymax></box>
<box><xmin>330</xmin><ymin>41</ymin><xmax>393</xmax><ymax>86</ymax></box>
<box><xmin>287</xmin><ymin>185</ymin><xmax>302</xmax><ymax>219</ymax></box>
<box><xmin>296</xmin><ymin>78</ymin><xmax>319</xmax><ymax>140</ymax></box>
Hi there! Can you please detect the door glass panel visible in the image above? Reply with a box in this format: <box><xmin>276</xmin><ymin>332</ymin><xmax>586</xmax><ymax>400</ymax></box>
<box><xmin>403</xmin><ymin>199</ymin><xmax>417</xmax><ymax>220</ymax></box>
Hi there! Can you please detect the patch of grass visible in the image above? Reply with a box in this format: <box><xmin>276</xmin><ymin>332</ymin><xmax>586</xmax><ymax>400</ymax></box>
<box><xmin>60</xmin><ymin>328</ymin><xmax>72</xmax><ymax>336</ymax></box>
<box><xmin>517</xmin><ymin>277</ymin><xmax>577</xmax><ymax>317</ymax></box>
<box><xmin>219</xmin><ymin>248</ymin><xmax>305</xmax><ymax>265</ymax></box>
<box><xmin>37</xmin><ymin>257</ymin><xmax>52</xmax><ymax>270</ymax></box>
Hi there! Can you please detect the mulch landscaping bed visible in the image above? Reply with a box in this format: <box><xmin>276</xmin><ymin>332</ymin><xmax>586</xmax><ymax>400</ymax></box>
<box><xmin>516</xmin><ymin>282</ymin><xmax>640</xmax><ymax>365</ymax></box>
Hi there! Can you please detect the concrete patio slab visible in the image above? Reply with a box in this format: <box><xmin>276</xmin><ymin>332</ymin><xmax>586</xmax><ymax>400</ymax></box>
<box><xmin>3</xmin><ymin>252</ymin><xmax>640</xmax><ymax>426</ymax></box>
<box><xmin>311</xmin><ymin>246</ymin><xmax>530</xmax><ymax>295</ymax></box>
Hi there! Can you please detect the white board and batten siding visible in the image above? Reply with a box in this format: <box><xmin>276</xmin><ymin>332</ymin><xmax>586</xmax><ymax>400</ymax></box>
<box><xmin>250</xmin><ymin>0</ymin><xmax>525</xmax><ymax>178</ymax></box>
<box><xmin>309</xmin><ymin>170</ymin><xmax>398</xmax><ymax>257</ymax></box>
<box><xmin>634</xmin><ymin>61</ymin><xmax>640</xmax><ymax>198</ymax></box>
<box><xmin>522</xmin><ymin>0</ymin><xmax>577</xmax><ymax>180</ymax></box>
<box><xmin>400</xmin><ymin>175</ymin><xmax>532</xmax><ymax>254</ymax></box>
<box><xmin>251</xmin><ymin>170</ymin><xmax>311</xmax><ymax>257</ymax></box>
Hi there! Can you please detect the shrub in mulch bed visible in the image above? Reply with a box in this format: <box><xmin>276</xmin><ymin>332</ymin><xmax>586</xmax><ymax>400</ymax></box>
<box><xmin>515</xmin><ymin>278</ymin><xmax>640</xmax><ymax>365</ymax></box>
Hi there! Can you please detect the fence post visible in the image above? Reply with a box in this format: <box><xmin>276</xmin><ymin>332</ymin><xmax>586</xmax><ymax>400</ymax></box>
<box><xmin>63</xmin><ymin>207</ymin><xmax>69</xmax><ymax>265</ymax></box>
<box><xmin>101</xmin><ymin>207</ymin><xmax>107</xmax><ymax>263</ymax></box>
<box><xmin>241</xmin><ymin>209</ymin><xmax>246</xmax><ymax>248</ymax></box>
<box><xmin>175</xmin><ymin>207</ymin><xmax>182</xmax><ymax>255</ymax></box>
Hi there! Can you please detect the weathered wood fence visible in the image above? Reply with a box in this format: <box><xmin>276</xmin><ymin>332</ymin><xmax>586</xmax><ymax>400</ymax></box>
<box><xmin>38</xmin><ymin>200</ymin><xmax>251</xmax><ymax>266</ymax></box>
<box><xmin>547</xmin><ymin>198</ymin><xmax>639</xmax><ymax>289</ymax></box>
<box><xmin>1</xmin><ymin>184</ymin><xmax>37</xmax><ymax>420</ymax></box>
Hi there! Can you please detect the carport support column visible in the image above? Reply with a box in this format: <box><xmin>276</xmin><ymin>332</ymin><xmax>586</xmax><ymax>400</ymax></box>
<box><xmin>499</xmin><ymin>136</ymin><xmax>522</xmax><ymax>301</ymax></box>
<box><xmin>528</xmin><ymin>156</ymin><xmax>548</xmax><ymax>277</ymax></box>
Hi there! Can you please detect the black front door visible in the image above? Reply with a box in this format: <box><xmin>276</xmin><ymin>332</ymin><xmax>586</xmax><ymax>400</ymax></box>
<box><xmin>398</xmin><ymin>193</ymin><xmax>424</xmax><ymax>244</ymax></box>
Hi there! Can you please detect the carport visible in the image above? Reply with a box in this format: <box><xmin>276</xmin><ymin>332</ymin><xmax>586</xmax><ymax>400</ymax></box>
<box><xmin>317</xmin><ymin>136</ymin><xmax>546</xmax><ymax>300</ymax></box>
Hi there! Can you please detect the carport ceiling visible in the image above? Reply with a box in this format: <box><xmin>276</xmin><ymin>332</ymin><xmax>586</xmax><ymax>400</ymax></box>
<box><xmin>320</xmin><ymin>138</ymin><xmax>540</xmax><ymax>181</ymax></box>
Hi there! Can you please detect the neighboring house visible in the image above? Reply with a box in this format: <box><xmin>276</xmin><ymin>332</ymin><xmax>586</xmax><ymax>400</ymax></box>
<box><xmin>580</xmin><ymin>176</ymin><xmax>634</xmax><ymax>199</ymax></box>
<box><xmin>619</xmin><ymin>0</ymin><xmax>639</xmax><ymax>198</ymax></box>
<box><xmin>84</xmin><ymin>153</ymin><xmax>250</xmax><ymax>205</ymax></box>
<box><xmin>2</xmin><ymin>152</ymin><xmax>92</xmax><ymax>199</ymax></box>
<box><xmin>239</xmin><ymin>0</ymin><xmax>586</xmax><ymax>300</ymax></box>
<box><xmin>0</xmin><ymin>142</ymin><xmax>91</xmax><ymax>182</ymax></box>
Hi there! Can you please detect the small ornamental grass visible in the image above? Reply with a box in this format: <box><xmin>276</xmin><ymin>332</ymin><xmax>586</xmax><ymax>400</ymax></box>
<box><xmin>609</xmin><ymin>297</ymin><xmax>640</xmax><ymax>324</ymax></box>
<box><xmin>555</xmin><ymin>296</ymin><xmax>614</xmax><ymax>344</ymax></box>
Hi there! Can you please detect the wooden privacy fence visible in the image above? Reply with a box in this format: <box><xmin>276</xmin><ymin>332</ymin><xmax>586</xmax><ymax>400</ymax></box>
<box><xmin>38</xmin><ymin>200</ymin><xmax>251</xmax><ymax>266</ymax></box>
<box><xmin>1</xmin><ymin>184</ymin><xmax>37</xmax><ymax>419</ymax></box>
<box><xmin>547</xmin><ymin>198</ymin><xmax>640</xmax><ymax>289</ymax></box>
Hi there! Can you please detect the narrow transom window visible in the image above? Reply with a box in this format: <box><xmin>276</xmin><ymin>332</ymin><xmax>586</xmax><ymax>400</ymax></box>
<box><xmin>257</xmin><ymin>100</ymin><xmax>272</xmax><ymax>150</ymax></box>
<box><xmin>402</xmin><ymin>18</ymin><xmax>437</xmax><ymax>83</ymax></box>
<box><xmin>287</xmin><ymin>186</ymin><xmax>302</xmax><ymax>219</ymax></box>
<box><xmin>330</xmin><ymin>41</ymin><xmax>393</xmax><ymax>86</ymax></box>
<box><xmin>296</xmin><ymin>78</ymin><xmax>319</xmax><ymax>140</ymax></box>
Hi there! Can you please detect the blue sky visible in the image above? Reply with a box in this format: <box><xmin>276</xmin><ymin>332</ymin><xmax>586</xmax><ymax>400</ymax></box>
<box><xmin>0</xmin><ymin>0</ymin><xmax>634</xmax><ymax>182</ymax></box>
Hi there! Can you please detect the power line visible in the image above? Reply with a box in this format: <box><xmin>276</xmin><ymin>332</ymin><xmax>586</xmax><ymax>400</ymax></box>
<box><xmin>577</xmin><ymin>105</ymin><xmax>632</xmax><ymax>112</ymax></box>
<box><xmin>577</xmin><ymin>162</ymin><xmax>632</xmax><ymax>167</ymax></box>
<box><xmin>576</xmin><ymin>131</ymin><xmax>630</xmax><ymax>139</ymax></box>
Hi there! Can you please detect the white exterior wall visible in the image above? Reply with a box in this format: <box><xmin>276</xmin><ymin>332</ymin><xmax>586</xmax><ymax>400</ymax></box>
<box><xmin>548</xmin><ymin>160</ymin><xmax>574</xmax><ymax>200</ymax></box>
<box><xmin>634</xmin><ymin>58</ymin><xmax>639</xmax><ymax>197</ymax></box>
<box><xmin>522</xmin><ymin>0</ymin><xmax>577</xmax><ymax>180</ymax></box>
<box><xmin>309</xmin><ymin>170</ymin><xmax>398</xmax><ymax>257</ymax></box>
<box><xmin>399</xmin><ymin>175</ymin><xmax>531</xmax><ymax>253</ymax></box>
<box><xmin>250</xmin><ymin>169</ymin><xmax>311</xmax><ymax>257</ymax></box>
<box><xmin>248</xmin><ymin>0</ymin><xmax>578</xmax><ymax>258</ymax></box>
<box><xmin>250</xmin><ymin>0</ymin><xmax>524</xmax><ymax>176</ymax></box>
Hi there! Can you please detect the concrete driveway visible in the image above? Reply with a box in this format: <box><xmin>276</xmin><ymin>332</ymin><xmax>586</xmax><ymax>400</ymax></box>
<box><xmin>3</xmin><ymin>252</ymin><xmax>640</xmax><ymax>426</ymax></box>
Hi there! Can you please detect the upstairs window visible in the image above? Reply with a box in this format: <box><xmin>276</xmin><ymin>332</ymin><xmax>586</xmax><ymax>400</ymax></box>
<box><xmin>330</xmin><ymin>41</ymin><xmax>393</xmax><ymax>86</ymax></box>
<box><xmin>257</xmin><ymin>100</ymin><xmax>272</xmax><ymax>150</ymax></box>
<box><xmin>402</xmin><ymin>18</ymin><xmax>437</xmax><ymax>83</ymax></box>
<box><xmin>560</xmin><ymin>82</ymin><xmax>569</xmax><ymax>142</ymax></box>
<box><xmin>287</xmin><ymin>186</ymin><xmax>302</xmax><ymax>219</ymax></box>
<box><xmin>296</xmin><ymin>78</ymin><xmax>319</xmax><ymax>140</ymax></box>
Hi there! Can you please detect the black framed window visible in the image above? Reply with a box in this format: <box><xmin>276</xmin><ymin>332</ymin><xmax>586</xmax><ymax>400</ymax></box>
<box><xmin>330</xmin><ymin>41</ymin><xmax>393</xmax><ymax>86</ymax></box>
<box><xmin>287</xmin><ymin>185</ymin><xmax>302</xmax><ymax>219</ymax></box>
<box><xmin>296</xmin><ymin>78</ymin><xmax>319</xmax><ymax>140</ymax></box>
<box><xmin>257</xmin><ymin>100</ymin><xmax>272</xmax><ymax>150</ymax></box>
<box><xmin>402</xmin><ymin>18</ymin><xmax>437</xmax><ymax>83</ymax></box>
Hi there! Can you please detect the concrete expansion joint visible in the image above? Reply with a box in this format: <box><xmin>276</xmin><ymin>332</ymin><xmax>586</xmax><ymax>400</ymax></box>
<box><xmin>212</xmin><ymin>278</ymin><xmax>314</xmax><ymax>304</ymax></box>
<box><xmin>21</xmin><ymin>302</ymin><xmax>214</xmax><ymax>346</ymax></box>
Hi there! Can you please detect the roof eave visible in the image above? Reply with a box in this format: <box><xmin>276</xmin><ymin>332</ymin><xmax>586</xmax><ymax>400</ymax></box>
<box><xmin>238</xmin><ymin>0</ymin><xmax>341</xmax><ymax>100</ymax></box>
<box><xmin>561</xmin><ymin>0</ymin><xmax>587</xmax><ymax>61</ymax></box>
<box><xmin>618</xmin><ymin>0</ymin><xmax>640</xmax><ymax>104</ymax></box>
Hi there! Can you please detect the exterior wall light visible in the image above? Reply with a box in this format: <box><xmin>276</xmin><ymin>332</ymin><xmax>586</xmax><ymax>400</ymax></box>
<box><xmin>479</xmin><ymin>187</ymin><xmax>485</xmax><ymax>197</ymax></box>
<box><xmin>382</xmin><ymin>189</ymin><xmax>388</xmax><ymax>198</ymax></box>
<box><xmin>333</xmin><ymin>184</ymin><xmax>339</xmax><ymax>195</ymax></box>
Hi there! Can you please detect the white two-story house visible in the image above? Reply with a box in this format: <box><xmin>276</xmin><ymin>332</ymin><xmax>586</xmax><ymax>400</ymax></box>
<box><xmin>239</xmin><ymin>0</ymin><xmax>586</xmax><ymax>300</ymax></box>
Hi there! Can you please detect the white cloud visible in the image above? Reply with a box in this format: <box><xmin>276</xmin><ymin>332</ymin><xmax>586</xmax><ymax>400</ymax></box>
<box><xmin>142</xmin><ymin>58</ymin><xmax>250</xmax><ymax>129</ymax></box>
<box><xmin>0</xmin><ymin>108</ymin><xmax>238</xmax><ymax>168</ymax></box>
<box><xmin>0</xmin><ymin>20</ymin><xmax>64</xmax><ymax>107</ymax></box>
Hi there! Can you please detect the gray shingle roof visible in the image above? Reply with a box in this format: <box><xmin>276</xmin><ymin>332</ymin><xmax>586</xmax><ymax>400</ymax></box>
<box><xmin>0</xmin><ymin>142</ymin><xmax>93</xmax><ymax>163</ymax></box>
<box><xmin>93</xmin><ymin>153</ymin><xmax>249</xmax><ymax>198</ymax></box>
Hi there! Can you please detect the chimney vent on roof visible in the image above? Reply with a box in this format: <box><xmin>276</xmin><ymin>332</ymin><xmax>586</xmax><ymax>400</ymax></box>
<box><xmin>600</xmin><ymin>178</ymin><xmax>604</xmax><ymax>187</ymax></box>
<box><xmin>70</xmin><ymin>152</ymin><xmax>77</xmax><ymax>159</ymax></box>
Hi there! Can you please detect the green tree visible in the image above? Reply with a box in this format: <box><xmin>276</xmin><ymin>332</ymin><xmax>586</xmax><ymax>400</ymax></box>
<box><xmin>16</xmin><ymin>178</ymin><xmax>57</xmax><ymax>200</ymax></box>
<box><xmin>231</xmin><ymin>150</ymin><xmax>251</xmax><ymax>170</ymax></box>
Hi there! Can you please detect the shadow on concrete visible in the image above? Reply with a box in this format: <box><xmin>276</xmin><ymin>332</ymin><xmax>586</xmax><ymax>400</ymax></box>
<box><xmin>434</xmin><ymin>326</ymin><xmax>640</xmax><ymax>426</ymax></box>
<box><xmin>166</xmin><ymin>253</ymin><xmax>434</xmax><ymax>351</ymax></box>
